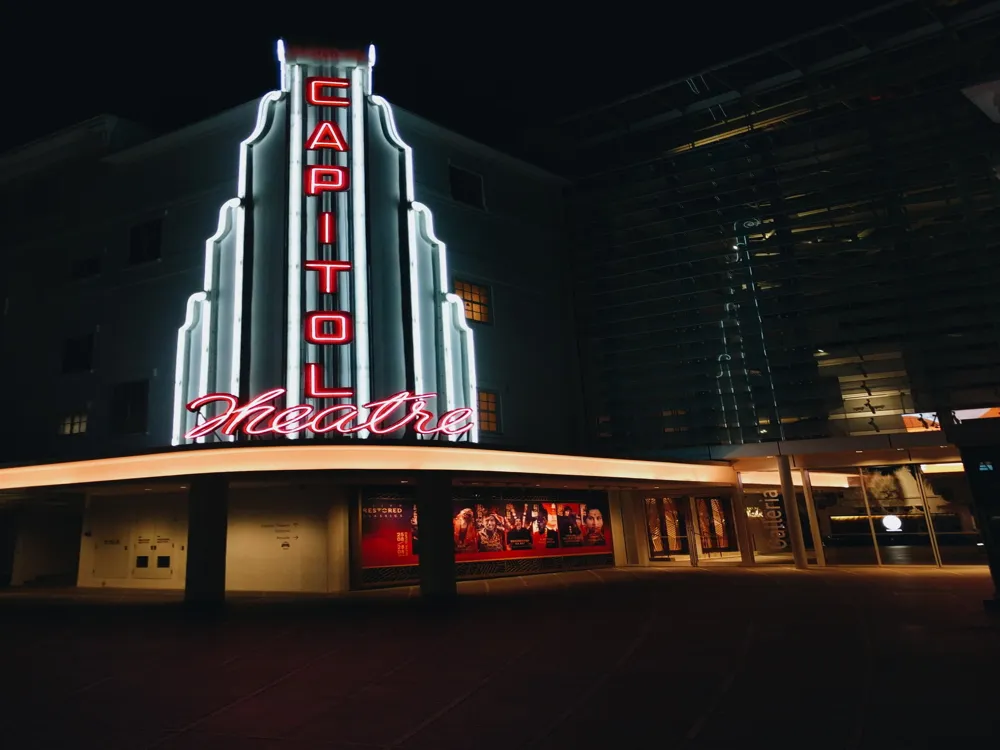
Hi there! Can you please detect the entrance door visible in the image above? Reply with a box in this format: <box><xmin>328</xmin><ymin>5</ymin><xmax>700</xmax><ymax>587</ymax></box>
<box><xmin>692</xmin><ymin>497</ymin><xmax>741</xmax><ymax>562</ymax></box>
<box><xmin>90</xmin><ymin>500</ymin><xmax>129</xmax><ymax>579</ymax></box>
<box><xmin>643</xmin><ymin>497</ymin><xmax>690</xmax><ymax>562</ymax></box>
<box><xmin>132</xmin><ymin>501</ymin><xmax>180</xmax><ymax>580</ymax></box>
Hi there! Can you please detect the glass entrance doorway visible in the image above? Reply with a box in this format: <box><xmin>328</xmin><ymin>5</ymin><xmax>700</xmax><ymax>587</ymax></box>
<box><xmin>693</xmin><ymin>497</ymin><xmax>741</xmax><ymax>563</ymax></box>
<box><xmin>643</xmin><ymin>497</ymin><xmax>689</xmax><ymax>562</ymax></box>
<box><xmin>643</xmin><ymin>496</ymin><xmax>741</xmax><ymax>564</ymax></box>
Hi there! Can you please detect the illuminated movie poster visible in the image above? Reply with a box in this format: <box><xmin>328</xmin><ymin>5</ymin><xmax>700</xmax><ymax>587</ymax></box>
<box><xmin>360</xmin><ymin>494</ymin><xmax>419</xmax><ymax>567</ymax></box>
<box><xmin>451</xmin><ymin>493</ymin><xmax>612</xmax><ymax>560</ymax></box>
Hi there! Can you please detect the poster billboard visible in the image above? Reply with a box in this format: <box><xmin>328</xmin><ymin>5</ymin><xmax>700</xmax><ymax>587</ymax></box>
<box><xmin>359</xmin><ymin>490</ymin><xmax>612</xmax><ymax>569</ymax></box>
<box><xmin>450</xmin><ymin>495</ymin><xmax>611</xmax><ymax>561</ymax></box>
<box><xmin>360</xmin><ymin>494</ymin><xmax>419</xmax><ymax>568</ymax></box>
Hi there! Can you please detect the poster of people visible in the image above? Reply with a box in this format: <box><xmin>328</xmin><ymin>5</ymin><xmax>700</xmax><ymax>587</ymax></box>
<box><xmin>360</xmin><ymin>494</ymin><xmax>419</xmax><ymax>567</ymax></box>
<box><xmin>360</xmin><ymin>490</ymin><xmax>612</xmax><ymax>569</ymax></box>
<box><xmin>451</xmin><ymin>494</ymin><xmax>611</xmax><ymax>560</ymax></box>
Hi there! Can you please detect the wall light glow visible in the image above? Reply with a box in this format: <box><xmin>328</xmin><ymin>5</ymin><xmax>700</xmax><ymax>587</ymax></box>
<box><xmin>919</xmin><ymin>462</ymin><xmax>965</xmax><ymax>474</ymax></box>
<box><xmin>0</xmin><ymin>445</ymin><xmax>737</xmax><ymax>492</ymax></box>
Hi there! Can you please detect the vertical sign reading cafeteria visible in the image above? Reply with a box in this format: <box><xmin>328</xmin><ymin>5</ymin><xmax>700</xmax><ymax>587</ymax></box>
<box><xmin>173</xmin><ymin>42</ymin><xmax>478</xmax><ymax>445</ymax></box>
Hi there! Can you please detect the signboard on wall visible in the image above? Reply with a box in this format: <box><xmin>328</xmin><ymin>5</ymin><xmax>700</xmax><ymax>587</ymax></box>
<box><xmin>359</xmin><ymin>491</ymin><xmax>613</xmax><ymax>569</ymax></box>
<box><xmin>172</xmin><ymin>41</ymin><xmax>478</xmax><ymax>446</ymax></box>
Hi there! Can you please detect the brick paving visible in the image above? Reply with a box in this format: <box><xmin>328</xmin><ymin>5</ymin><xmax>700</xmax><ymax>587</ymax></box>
<box><xmin>0</xmin><ymin>567</ymin><xmax>998</xmax><ymax>748</ymax></box>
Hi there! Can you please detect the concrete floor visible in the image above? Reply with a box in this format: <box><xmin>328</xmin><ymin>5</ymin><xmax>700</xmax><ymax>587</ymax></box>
<box><xmin>0</xmin><ymin>566</ymin><xmax>997</xmax><ymax>748</ymax></box>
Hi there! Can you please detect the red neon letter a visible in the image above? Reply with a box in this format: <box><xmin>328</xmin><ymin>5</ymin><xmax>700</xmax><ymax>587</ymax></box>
<box><xmin>305</xmin><ymin>121</ymin><xmax>348</xmax><ymax>151</ymax></box>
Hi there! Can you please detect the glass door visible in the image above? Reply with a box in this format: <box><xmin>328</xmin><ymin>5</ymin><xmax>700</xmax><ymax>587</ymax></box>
<box><xmin>643</xmin><ymin>497</ymin><xmax>689</xmax><ymax>562</ymax></box>
<box><xmin>693</xmin><ymin>497</ymin><xmax>741</xmax><ymax>562</ymax></box>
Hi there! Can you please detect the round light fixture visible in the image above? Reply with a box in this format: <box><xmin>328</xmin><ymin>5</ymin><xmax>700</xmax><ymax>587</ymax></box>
<box><xmin>882</xmin><ymin>514</ymin><xmax>902</xmax><ymax>532</ymax></box>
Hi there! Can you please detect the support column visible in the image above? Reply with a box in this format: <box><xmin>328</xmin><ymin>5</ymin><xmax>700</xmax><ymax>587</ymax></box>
<box><xmin>326</xmin><ymin>491</ymin><xmax>351</xmax><ymax>593</ymax></box>
<box><xmin>630</xmin><ymin>495</ymin><xmax>651</xmax><ymax>567</ymax></box>
<box><xmin>732</xmin><ymin>478</ymin><xmax>756</xmax><ymax>566</ymax></box>
<box><xmin>686</xmin><ymin>497</ymin><xmax>701</xmax><ymax>567</ymax></box>
<box><xmin>957</xmin><ymin>448</ymin><xmax>1000</xmax><ymax>612</ymax></box>
<box><xmin>800</xmin><ymin>469</ymin><xmax>827</xmax><ymax>567</ymax></box>
<box><xmin>184</xmin><ymin>474</ymin><xmax>229</xmax><ymax>611</ymax></box>
<box><xmin>416</xmin><ymin>471</ymin><xmax>456</xmax><ymax>604</ymax></box>
<box><xmin>777</xmin><ymin>455</ymin><xmax>808</xmax><ymax>569</ymax></box>
<box><xmin>607</xmin><ymin>491</ymin><xmax>629</xmax><ymax>567</ymax></box>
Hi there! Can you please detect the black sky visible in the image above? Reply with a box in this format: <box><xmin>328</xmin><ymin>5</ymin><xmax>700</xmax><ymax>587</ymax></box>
<box><xmin>2</xmin><ymin>2</ymin><xmax>878</xmax><ymax>157</ymax></box>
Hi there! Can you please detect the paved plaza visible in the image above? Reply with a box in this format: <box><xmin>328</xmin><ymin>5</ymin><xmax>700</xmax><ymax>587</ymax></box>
<box><xmin>1</xmin><ymin>566</ymin><xmax>997</xmax><ymax>748</ymax></box>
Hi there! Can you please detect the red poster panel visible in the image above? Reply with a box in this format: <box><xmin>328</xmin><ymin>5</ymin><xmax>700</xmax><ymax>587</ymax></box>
<box><xmin>360</xmin><ymin>491</ymin><xmax>613</xmax><ymax>569</ymax></box>
<box><xmin>451</xmin><ymin>495</ymin><xmax>612</xmax><ymax>562</ymax></box>
<box><xmin>360</xmin><ymin>495</ymin><xmax>419</xmax><ymax>567</ymax></box>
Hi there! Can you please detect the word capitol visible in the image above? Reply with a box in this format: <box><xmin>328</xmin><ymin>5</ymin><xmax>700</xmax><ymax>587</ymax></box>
<box><xmin>184</xmin><ymin>388</ymin><xmax>474</xmax><ymax>440</ymax></box>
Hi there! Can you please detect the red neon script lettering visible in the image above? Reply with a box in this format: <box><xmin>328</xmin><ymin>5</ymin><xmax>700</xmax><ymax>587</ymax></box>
<box><xmin>184</xmin><ymin>389</ymin><xmax>475</xmax><ymax>440</ymax></box>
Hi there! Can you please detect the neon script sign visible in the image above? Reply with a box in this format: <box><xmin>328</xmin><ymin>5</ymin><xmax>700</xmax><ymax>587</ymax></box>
<box><xmin>184</xmin><ymin>73</ymin><xmax>475</xmax><ymax>441</ymax></box>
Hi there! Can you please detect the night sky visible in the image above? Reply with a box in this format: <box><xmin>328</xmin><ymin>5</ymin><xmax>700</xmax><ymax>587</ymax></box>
<box><xmin>2</xmin><ymin>3</ymin><xmax>877</xmax><ymax>159</ymax></box>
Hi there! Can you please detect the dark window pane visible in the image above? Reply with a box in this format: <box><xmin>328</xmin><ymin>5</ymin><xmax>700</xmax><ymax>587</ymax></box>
<box><xmin>448</xmin><ymin>165</ymin><xmax>485</xmax><ymax>209</ymax></box>
<box><xmin>135</xmin><ymin>556</ymin><xmax>149</xmax><ymax>568</ymax></box>
<box><xmin>129</xmin><ymin>218</ymin><xmax>163</xmax><ymax>265</ymax></box>
<box><xmin>110</xmin><ymin>379</ymin><xmax>149</xmax><ymax>435</ymax></box>
<box><xmin>70</xmin><ymin>255</ymin><xmax>101</xmax><ymax>280</ymax></box>
<box><xmin>156</xmin><ymin>556</ymin><xmax>170</xmax><ymax>568</ymax></box>
<box><xmin>62</xmin><ymin>334</ymin><xmax>94</xmax><ymax>374</ymax></box>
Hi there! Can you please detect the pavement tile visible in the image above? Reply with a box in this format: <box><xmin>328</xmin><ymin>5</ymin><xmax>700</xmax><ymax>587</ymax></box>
<box><xmin>1</xmin><ymin>567</ymin><xmax>998</xmax><ymax>749</ymax></box>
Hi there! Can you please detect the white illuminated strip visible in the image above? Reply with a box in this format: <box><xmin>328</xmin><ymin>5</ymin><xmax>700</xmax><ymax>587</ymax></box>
<box><xmin>0</xmin><ymin>445</ymin><xmax>738</xmax><ymax>491</ymax></box>
<box><xmin>174</xmin><ymin>198</ymin><xmax>242</xmax><ymax>445</ymax></box>
<box><xmin>366</xmin><ymin>44</ymin><xmax>376</xmax><ymax>95</ymax></box>
<box><xmin>445</xmin><ymin>292</ymin><xmax>479</xmax><ymax>443</ymax></box>
<box><xmin>412</xmin><ymin>202</ymin><xmax>459</xmax><ymax>439</ymax></box>
<box><xmin>919</xmin><ymin>462</ymin><xmax>964</xmax><ymax>474</ymax></box>
<box><xmin>739</xmin><ymin>470</ymin><xmax>855</xmax><ymax>489</ymax></box>
<box><xmin>351</xmin><ymin>64</ymin><xmax>371</xmax><ymax>436</ymax></box>
<box><xmin>286</xmin><ymin>64</ymin><xmax>304</xmax><ymax>424</ymax></box>
<box><xmin>370</xmin><ymin>95</ymin><xmax>423</xmax><ymax>395</ymax></box>
<box><xmin>171</xmin><ymin>292</ymin><xmax>207</xmax><ymax>446</ymax></box>
<box><xmin>232</xmin><ymin>91</ymin><xmax>283</xmax><ymax>406</ymax></box>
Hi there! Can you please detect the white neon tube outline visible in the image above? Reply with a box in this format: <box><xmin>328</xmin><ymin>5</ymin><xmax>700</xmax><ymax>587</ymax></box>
<box><xmin>367</xmin><ymin>44</ymin><xmax>376</xmax><ymax>95</ymax></box>
<box><xmin>170</xmin><ymin>198</ymin><xmax>240</xmax><ymax>445</ymax></box>
<box><xmin>171</xmin><ymin>81</ymin><xmax>283</xmax><ymax>446</ymax></box>
<box><xmin>370</xmin><ymin>95</ymin><xmax>423</xmax><ymax>396</ymax></box>
<box><xmin>171</xmin><ymin>292</ymin><xmax>207</xmax><ymax>446</ymax></box>
<box><xmin>233</xmin><ymin>91</ymin><xmax>283</xmax><ymax>403</ymax></box>
<box><xmin>412</xmin><ymin>202</ymin><xmax>459</xmax><ymax>432</ymax></box>
<box><xmin>286</xmin><ymin>64</ymin><xmax>304</xmax><ymax>424</ymax></box>
<box><xmin>445</xmin><ymin>292</ymin><xmax>479</xmax><ymax>443</ymax></box>
<box><xmin>351</xmin><ymin>65</ymin><xmax>371</xmax><ymax>437</ymax></box>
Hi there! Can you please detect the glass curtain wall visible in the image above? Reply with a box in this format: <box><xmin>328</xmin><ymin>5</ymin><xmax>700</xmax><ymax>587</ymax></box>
<box><xmin>741</xmin><ymin>464</ymin><xmax>985</xmax><ymax>566</ymax></box>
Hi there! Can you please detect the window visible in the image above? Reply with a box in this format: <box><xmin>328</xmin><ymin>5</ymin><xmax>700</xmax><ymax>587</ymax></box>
<box><xmin>454</xmin><ymin>280</ymin><xmax>491</xmax><ymax>323</ymax></box>
<box><xmin>110</xmin><ymin>379</ymin><xmax>149</xmax><ymax>435</ymax></box>
<box><xmin>129</xmin><ymin>218</ymin><xmax>163</xmax><ymax>264</ymax></box>
<box><xmin>448</xmin><ymin>165</ymin><xmax>485</xmax><ymax>209</ymax></box>
<box><xmin>59</xmin><ymin>413</ymin><xmax>88</xmax><ymax>435</ymax></box>
<box><xmin>70</xmin><ymin>255</ymin><xmax>101</xmax><ymax>280</ymax></box>
<box><xmin>62</xmin><ymin>333</ymin><xmax>94</xmax><ymax>374</ymax></box>
<box><xmin>477</xmin><ymin>390</ymin><xmax>500</xmax><ymax>433</ymax></box>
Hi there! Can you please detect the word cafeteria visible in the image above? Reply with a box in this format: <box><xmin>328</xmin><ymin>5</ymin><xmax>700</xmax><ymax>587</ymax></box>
<box><xmin>184</xmin><ymin>74</ymin><xmax>475</xmax><ymax>441</ymax></box>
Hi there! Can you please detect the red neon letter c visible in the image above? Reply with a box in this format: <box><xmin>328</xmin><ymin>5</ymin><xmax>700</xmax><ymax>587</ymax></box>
<box><xmin>305</xmin><ymin>76</ymin><xmax>350</xmax><ymax>107</ymax></box>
